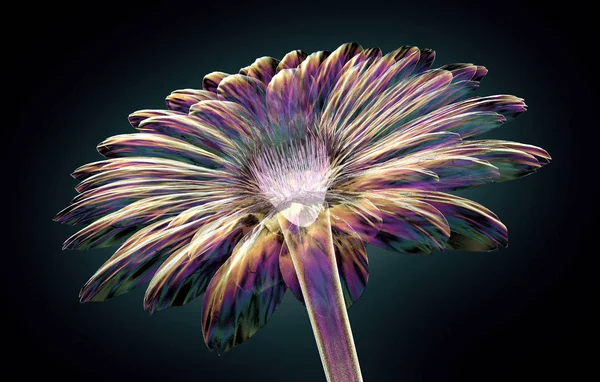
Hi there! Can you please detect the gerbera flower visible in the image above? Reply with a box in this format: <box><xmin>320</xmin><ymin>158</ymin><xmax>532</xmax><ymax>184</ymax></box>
<box><xmin>56</xmin><ymin>42</ymin><xmax>550</xmax><ymax>381</ymax></box>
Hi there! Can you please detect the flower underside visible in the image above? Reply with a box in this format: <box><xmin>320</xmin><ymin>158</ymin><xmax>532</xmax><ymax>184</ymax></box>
<box><xmin>56</xmin><ymin>42</ymin><xmax>550</xmax><ymax>378</ymax></box>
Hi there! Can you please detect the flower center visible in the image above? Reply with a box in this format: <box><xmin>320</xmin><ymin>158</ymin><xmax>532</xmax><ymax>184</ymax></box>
<box><xmin>249</xmin><ymin>138</ymin><xmax>332</xmax><ymax>227</ymax></box>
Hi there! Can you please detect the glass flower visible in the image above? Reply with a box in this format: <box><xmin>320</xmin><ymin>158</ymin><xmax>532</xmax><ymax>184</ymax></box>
<box><xmin>56</xmin><ymin>43</ymin><xmax>550</xmax><ymax>381</ymax></box>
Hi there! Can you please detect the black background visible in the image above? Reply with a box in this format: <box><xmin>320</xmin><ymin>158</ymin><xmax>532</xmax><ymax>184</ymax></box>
<box><xmin>9</xmin><ymin>1</ymin><xmax>594</xmax><ymax>381</ymax></box>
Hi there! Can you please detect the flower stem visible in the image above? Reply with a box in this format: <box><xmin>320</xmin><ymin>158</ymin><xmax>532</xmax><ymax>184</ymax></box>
<box><xmin>278</xmin><ymin>209</ymin><xmax>363</xmax><ymax>382</ymax></box>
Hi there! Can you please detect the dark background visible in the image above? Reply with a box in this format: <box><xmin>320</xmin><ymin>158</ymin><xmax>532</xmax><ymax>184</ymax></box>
<box><xmin>9</xmin><ymin>1</ymin><xmax>594</xmax><ymax>381</ymax></box>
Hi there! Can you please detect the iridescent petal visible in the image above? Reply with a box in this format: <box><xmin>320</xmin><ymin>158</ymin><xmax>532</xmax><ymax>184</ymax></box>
<box><xmin>144</xmin><ymin>212</ymin><xmax>260</xmax><ymax>312</ymax></box>
<box><xmin>128</xmin><ymin>109</ymin><xmax>183</xmax><ymax>128</ymax></box>
<box><xmin>333</xmin><ymin>228</ymin><xmax>368</xmax><ymax>307</ymax></box>
<box><xmin>266</xmin><ymin>68</ymin><xmax>311</xmax><ymax>138</ymax></box>
<box><xmin>339</xmin><ymin>69</ymin><xmax>454</xmax><ymax>153</ymax></box>
<box><xmin>136</xmin><ymin>114</ymin><xmax>234</xmax><ymax>153</ymax></box>
<box><xmin>79</xmin><ymin>207</ymin><xmax>214</xmax><ymax>302</ymax></box>
<box><xmin>276</xmin><ymin>49</ymin><xmax>308</xmax><ymax>72</ymax></box>
<box><xmin>217</xmin><ymin>74</ymin><xmax>268</xmax><ymax>127</ymax></box>
<box><xmin>165</xmin><ymin>89</ymin><xmax>217</xmax><ymax>113</ymax></box>
<box><xmin>364</xmin><ymin>194</ymin><xmax>450</xmax><ymax>254</ymax></box>
<box><xmin>346</xmin><ymin>95</ymin><xmax>528</xmax><ymax>168</ymax></box>
<box><xmin>97</xmin><ymin>133</ymin><xmax>224</xmax><ymax>168</ymax></box>
<box><xmin>414</xmin><ymin>48</ymin><xmax>436</xmax><ymax>73</ymax></box>
<box><xmin>402</xmin><ymin>190</ymin><xmax>508</xmax><ymax>251</ymax></box>
<box><xmin>202</xmin><ymin>216</ymin><xmax>286</xmax><ymax>353</ymax></box>
<box><xmin>203</xmin><ymin>71</ymin><xmax>229</xmax><ymax>93</ymax></box>
<box><xmin>328</xmin><ymin>198</ymin><xmax>383</xmax><ymax>241</ymax></box>
<box><xmin>313</xmin><ymin>42</ymin><xmax>363</xmax><ymax>112</ymax></box>
<box><xmin>322</xmin><ymin>48</ymin><xmax>420</xmax><ymax>138</ymax></box>
<box><xmin>56</xmin><ymin>179</ymin><xmax>224</xmax><ymax>226</ymax></box>
<box><xmin>391</xmin><ymin>139</ymin><xmax>551</xmax><ymax>190</ymax></box>
<box><xmin>189</xmin><ymin>100</ymin><xmax>256</xmax><ymax>142</ymax></box>
<box><xmin>243</xmin><ymin>56</ymin><xmax>280</xmax><ymax>84</ymax></box>
<box><xmin>71</xmin><ymin>157</ymin><xmax>226</xmax><ymax>191</ymax></box>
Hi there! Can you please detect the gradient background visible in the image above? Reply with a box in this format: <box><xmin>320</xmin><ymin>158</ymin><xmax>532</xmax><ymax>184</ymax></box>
<box><xmin>9</xmin><ymin>1</ymin><xmax>593</xmax><ymax>381</ymax></box>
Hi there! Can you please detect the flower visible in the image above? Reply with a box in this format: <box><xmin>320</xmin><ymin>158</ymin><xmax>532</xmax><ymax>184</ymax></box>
<box><xmin>56</xmin><ymin>43</ymin><xmax>550</xmax><ymax>381</ymax></box>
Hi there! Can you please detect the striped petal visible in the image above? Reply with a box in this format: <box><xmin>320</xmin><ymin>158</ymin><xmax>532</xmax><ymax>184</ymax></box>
<box><xmin>364</xmin><ymin>194</ymin><xmax>450</xmax><ymax>254</ymax></box>
<box><xmin>402</xmin><ymin>191</ymin><xmax>508</xmax><ymax>251</ymax></box>
<box><xmin>322</xmin><ymin>48</ymin><xmax>420</xmax><ymax>138</ymax></box>
<box><xmin>203</xmin><ymin>71</ymin><xmax>229</xmax><ymax>93</ymax></box>
<box><xmin>71</xmin><ymin>157</ymin><xmax>226</xmax><ymax>191</ymax></box>
<box><xmin>277</xmin><ymin>49</ymin><xmax>308</xmax><ymax>72</ymax></box>
<box><xmin>313</xmin><ymin>42</ymin><xmax>363</xmax><ymax>113</ymax></box>
<box><xmin>346</xmin><ymin>95</ymin><xmax>528</xmax><ymax>169</ymax></box>
<box><xmin>414</xmin><ymin>48</ymin><xmax>436</xmax><ymax>73</ymax></box>
<box><xmin>56</xmin><ymin>179</ymin><xmax>223</xmax><ymax>226</ymax></box>
<box><xmin>266</xmin><ymin>68</ymin><xmax>311</xmax><ymax>138</ymax></box>
<box><xmin>334</xmin><ymin>229</ymin><xmax>369</xmax><ymax>307</ymax></box>
<box><xmin>79</xmin><ymin>207</ymin><xmax>214</xmax><ymax>302</ymax></box>
<box><xmin>242</xmin><ymin>56</ymin><xmax>280</xmax><ymax>84</ymax></box>
<box><xmin>60</xmin><ymin>194</ymin><xmax>204</xmax><ymax>248</ymax></box>
<box><xmin>393</xmin><ymin>140</ymin><xmax>550</xmax><ymax>190</ymax></box>
<box><xmin>128</xmin><ymin>109</ymin><xmax>183</xmax><ymax>128</ymax></box>
<box><xmin>338</xmin><ymin>69</ymin><xmax>454</xmax><ymax>154</ymax></box>
<box><xmin>144</xmin><ymin>212</ymin><xmax>260</xmax><ymax>312</ymax></box>
<box><xmin>189</xmin><ymin>100</ymin><xmax>256</xmax><ymax>142</ymax></box>
<box><xmin>328</xmin><ymin>198</ymin><xmax>383</xmax><ymax>241</ymax></box>
<box><xmin>165</xmin><ymin>89</ymin><xmax>217</xmax><ymax>113</ymax></box>
<box><xmin>97</xmin><ymin>133</ymin><xmax>224</xmax><ymax>168</ymax></box>
<box><xmin>136</xmin><ymin>114</ymin><xmax>234</xmax><ymax>153</ymax></box>
<box><xmin>217</xmin><ymin>74</ymin><xmax>268</xmax><ymax>127</ymax></box>
<box><xmin>202</xmin><ymin>216</ymin><xmax>286</xmax><ymax>353</ymax></box>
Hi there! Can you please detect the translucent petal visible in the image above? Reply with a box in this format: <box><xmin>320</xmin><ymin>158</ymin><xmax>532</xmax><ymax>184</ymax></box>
<box><xmin>144</xmin><ymin>212</ymin><xmax>260</xmax><ymax>312</ymax></box>
<box><xmin>165</xmin><ymin>89</ymin><xmax>217</xmax><ymax>113</ymax></box>
<box><xmin>276</xmin><ymin>49</ymin><xmax>308</xmax><ymax>72</ymax></box>
<box><xmin>202</xmin><ymin>215</ymin><xmax>286</xmax><ymax>353</ymax></box>
<box><xmin>217</xmin><ymin>74</ymin><xmax>268</xmax><ymax>127</ymax></box>
<box><xmin>203</xmin><ymin>71</ymin><xmax>229</xmax><ymax>93</ymax></box>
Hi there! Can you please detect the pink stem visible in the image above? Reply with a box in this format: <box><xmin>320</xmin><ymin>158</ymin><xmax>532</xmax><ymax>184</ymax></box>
<box><xmin>278</xmin><ymin>210</ymin><xmax>363</xmax><ymax>382</ymax></box>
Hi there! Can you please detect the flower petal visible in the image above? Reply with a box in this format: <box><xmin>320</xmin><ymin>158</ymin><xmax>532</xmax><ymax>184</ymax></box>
<box><xmin>144</xmin><ymin>212</ymin><xmax>261</xmax><ymax>312</ymax></box>
<box><xmin>79</xmin><ymin>207</ymin><xmax>214</xmax><ymax>302</ymax></box>
<box><xmin>97</xmin><ymin>133</ymin><xmax>225</xmax><ymax>168</ymax></box>
<box><xmin>242</xmin><ymin>56</ymin><xmax>280</xmax><ymax>84</ymax></box>
<box><xmin>364</xmin><ymin>194</ymin><xmax>450</xmax><ymax>254</ymax></box>
<box><xmin>203</xmin><ymin>71</ymin><xmax>229</xmax><ymax>93</ymax></box>
<box><xmin>339</xmin><ymin>69</ymin><xmax>454</xmax><ymax>152</ymax></box>
<box><xmin>56</xmin><ymin>179</ymin><xmax>224</xmax><ymax>227</ymax></box>
<box><xmin>266</xmin><ymin>68</ymin><xmax>313</xmax><ymax>138</ymax></box>
<box><xmin>346</xmin><ymin>95</ymin><xmax>528</xmax><ymax>168</ymax></box>
<box><xmin>128</xmin><ymin>109</ymin><xmax>183</xmax><ymax>128</ymax></box>
<box><xmin>321</xmin><ymin>48</ymin><xmax>420</xmax><ymax>138</ymax></box>
<box><xmin>403</xmin><ymin>191</ymin><xmax>508</xmax><ymax>251</ymax></box>
<box><xmin>217</xmin><ymin>74</ymin><xmax>268</xmax><ymax>127</ymax></box>
<box><xmin>165</xmin><ymin>89</ymin><xmax>217</xmax><ymax>113</ymax></box>
<box><xmin>136</xmin><ymin>114</ymin><xmax>234</xmax><ymax>153</ymax></box>
<box><xmin>328</xmin><ymin>198</ymin><xmax>383</xmax><ymax>241</ymax></box>
<box><xmin>391</xmin><ymin>139</ymin><xmax>551</xmax><ymax>190</ymax></box>
<box><xmin>414</xmin><ymin>48</ymin><xmax>436</xmax><ymax>73</ymax></box>
<box><xmin>313</xmin><ymin>42</ymin><xmax>363</xmax><ymax>112</ymax></box>
<box><xmin>333</xmin><ymin>228</ymin><xmax>368</xmax><ymax>307</ymax></box>
<box><xmin>202</xmin><ymin>216</ymin><xmax>286</xmax><ymax>353</ymax></box>
<box><xmin>71</xmin><ymin>157</ymin><xmax>226</xmax><ymax>191</ymax></box>
<box><xmin>189</xmin><ymin>100</ymin><xmax>257</xmax><ymax>143</ymax></box>
<box><xmin>276</xmin><ymin>49</ymin><xmax>308</xmax><ymax>72</ymax></box>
